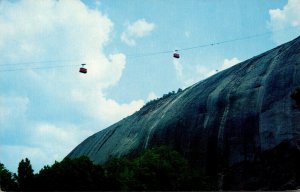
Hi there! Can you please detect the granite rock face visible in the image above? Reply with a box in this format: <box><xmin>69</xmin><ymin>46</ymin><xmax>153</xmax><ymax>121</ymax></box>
<box><xmin>68</xmin><ymin>36</ymin><xmax>300</xmax><ymax>183</ymax></box>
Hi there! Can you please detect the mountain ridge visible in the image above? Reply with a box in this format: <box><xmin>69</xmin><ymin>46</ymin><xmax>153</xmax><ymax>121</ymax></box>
<box><xmin>68</xmin><ymin>36</ymin><xmax>300</xmax><ymax>188</ymax></box>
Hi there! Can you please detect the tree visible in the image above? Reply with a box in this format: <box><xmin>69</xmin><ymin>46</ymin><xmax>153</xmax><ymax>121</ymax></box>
<box><xmin>35</xmin><ymin>156</ymin><xmax>105</xmax><ymax>191</ymax></box>
<box><xmin>128</xmin><ymin>146</ymin><xmax>190</xmax><ymax>190</ymax></box>
<box><xmin>11</xmin><ymin>148</ymin><xmax>212</xmax><ymax>191</ymax></box>
<box><xmin>103</xmin><ymin>157</ymin><xmax>131</xmax><ymax>190</ymax></box>
<box><xmin>102</xmin><ymin>146</ymin><xmax>212</xmax><ymax>191</ymax></box>
<box><xmin>0</xmin><ymin>162</ymin><xmax>18</xmax><ymax>191</ymax></box>
<box><xmin>17</xmin><ymin>158</ymin><xmax>34</xmax><ymax>191</ymax></box>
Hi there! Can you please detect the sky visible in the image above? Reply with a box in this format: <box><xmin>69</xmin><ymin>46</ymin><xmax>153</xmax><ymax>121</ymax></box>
<box><xmin>0</xmin><ymin>0</ymin><xmax>300</xmax><ymax>173</ymax></box>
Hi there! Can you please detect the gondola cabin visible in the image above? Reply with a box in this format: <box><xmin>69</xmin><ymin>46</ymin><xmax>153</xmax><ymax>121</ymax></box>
<box><xmin>79</xmin><ymin>64</ymin><xmax>87</xmax><ymax>74</ymax></box>
<box><xmin>173</xmin><ymin>50</ymin><xmax>180</xmax><ymax>59</ymax></box>
<box><xmin>79</xmin><ymin>68</ymin><xmax>87</xmax><ymax>73</ymax></box>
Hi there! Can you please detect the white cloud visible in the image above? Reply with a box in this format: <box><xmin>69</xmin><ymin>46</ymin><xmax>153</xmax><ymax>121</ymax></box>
<box><xmin>1</xmin><ymin>122</ymin><xmax>93</xmax><ymax>173</ymax></box>
<box><xmin>183</xmin><ymin>65</ymin><xmax>216</xmax><ymax>87</ymax></box>
<box><xmin>95</xmin><ymin>0</ymin><xmax>101</xmax><ymax>7</ymax></box>
<box><xmin>0</xmin><ymin>145</ymin><xmax>46</xmax><ymax>173</ymax></box>
<box><xmin>30</xmin><ymin>123</ymin><xmax>92</xmax><ymax>159</ymax></box>
<box><xmin>174</xmin><ymin>57</ymin><xmax>240</xmax><ymax>88</ymax></box>
<box><xmin>0</xmin><ymin>0</ymin><xmax>144</xmax><ymax>123</ymax></box>
<box><xmin>172</xmin><ymin>58</ymin><xmax>217</xmax><ymax>88</ymax></box>
<box><xmin>0</xmin><ymin>0</ymin><xmax>145</xmax><ymax>172</ymax></box>
<box><xmin>268</xmin><ymin>0</ymin><xmax>300</xmax><ymax>44</ymax></box>
<box><xmin>121</xmin><ymin>19</ymin><xmax>155</xmax><ymax>46</ymax></box>
<box><xmin>87</xmin><ymin>92</ymin><xmax>144</xmax><ymax>123</ymax></box>
<box><xmin>195</xmin><ymin>65</ymin><xmax>216</xmax><ymax>77</ymax></box>
<box><xmin>0</xmin><ymin>96</ymin><xmax>29</xmax><ymax>127</ymax></box>
<box><xmin>147</xmin><ymin>92</ymin><xmax>158</xmax><ymax>101</ymax></box>
<box><xmin>173</xmin><ymin>59</ymin><xmax>184</xmax><ymax>79</ymax></box>
<box><xmin>221</xmin><ymin>57</ymin><xmax>240</xmax><ymax>70</ymax></box>
<box><xmin>98</xmin><ymin>99</ymin><xmax>144</xmax><ymax>123</ymax></box>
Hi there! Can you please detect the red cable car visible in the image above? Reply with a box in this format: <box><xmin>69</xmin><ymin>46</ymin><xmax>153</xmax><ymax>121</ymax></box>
<box><xmin>79</xmin><ymin>64</ymin><xmax>87</xmax><ymax>74</ymax></box>
<box><xmin>173</xmin><ymin>50</ymin><xmax>180</xmax><ymax>59</ymax></box>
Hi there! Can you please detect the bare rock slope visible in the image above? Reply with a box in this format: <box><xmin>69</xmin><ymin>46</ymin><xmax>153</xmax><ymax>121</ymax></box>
<box><xmin>68</xmin><ymin>36</ymin><xmax>300</xmax><ymax>186</ymax></box>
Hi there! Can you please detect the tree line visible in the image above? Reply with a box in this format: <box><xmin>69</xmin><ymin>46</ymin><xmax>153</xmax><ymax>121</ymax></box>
<box><xmin>0</xmin><ymin>146</ymin><xmax>214</xmax><ymax>191</ymax></box>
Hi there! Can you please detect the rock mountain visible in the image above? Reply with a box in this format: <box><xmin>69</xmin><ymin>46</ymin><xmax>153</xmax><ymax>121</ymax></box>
<box><xmin>68</xmin><ymin>36</ymin><xmax>300</xmax><ymax>189</ymax></box>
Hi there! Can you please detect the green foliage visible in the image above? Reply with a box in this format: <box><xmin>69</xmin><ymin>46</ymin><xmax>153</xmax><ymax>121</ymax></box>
<box><xmin>103</xmin><ymin>157</ymin><xmax>132</xmax><ymax>190</ymax></box>
<box><xmin>1</xmin><ymin>146</ymin><xmax>213</xmax><ymax>191</ymax></box>
<box><xmin>17</xmin><ymin>158</ymin><xmax>34</xmax><ymax>191</ymax></box>
<box><xmin>35</xmin><ymin>156</ymin><xmax>105</xmax><ymax>191</ymax></box>
<box><xmin>129</xmin><ymin>146</ymin><xmax>189</xmax><ymax>190</ymax></box>
<box><xmin>177</xmin><ymin>88</ymin><xmax>183</xmax><ymax>93</ymax></box>
<box><xmin>102</xmin><ymin>146</ymin><xmax>188</xmax><ymax>190</ymax></box>
<box><xmin>0</xmin><ymin>162</ymin><xmax>18</xmax><ymax>191</ymax></box>
<box><xmin>102</xmin><ymin>146</ymin><xmax>212</xmax><ymax>191</ymax></box>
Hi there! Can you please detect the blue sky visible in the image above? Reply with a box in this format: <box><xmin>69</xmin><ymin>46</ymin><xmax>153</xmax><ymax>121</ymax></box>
<box><xmin>0</xmin><ymin>0</ymin><xmax>299</xmax><ymax>173</ymax></box>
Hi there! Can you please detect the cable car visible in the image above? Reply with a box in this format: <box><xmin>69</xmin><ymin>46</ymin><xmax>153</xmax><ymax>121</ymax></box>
<box><xmin>173</xmin><ymin>50</ymin><xmax>180</xmax><ymax>59</ymax></box>
<box><xmin>79</xmin><ymin>64</ymin><xmax>87</xmax><ymax>74</ymax></box>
